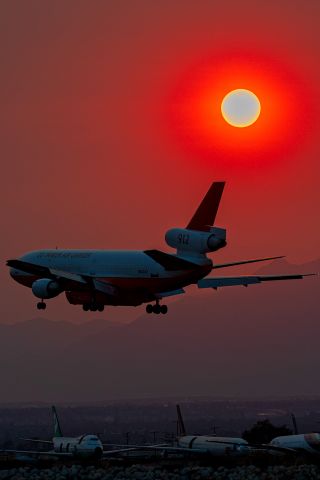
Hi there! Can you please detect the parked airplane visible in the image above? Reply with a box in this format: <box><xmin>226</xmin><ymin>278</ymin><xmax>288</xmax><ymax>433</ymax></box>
<box><xmin>1</xmin><ymin>406</ymin><xmax>137</xmax><ymax>460</ymax></box>
<box><xmin>7</xmin><ymin>182</ymin><xmax>314</xmax><ymax>313</ymax></box>
<box><xmin>132</xmin><ymin>405</ymin><xmax>297</xmax><ymax>458</ymax></box>
<box><xmin>132</xmin><ymin>405</ymin><xmax>251</xmax><ymax>457</ymax></box>
<box><xmin>269</xmin><ymin>434</ymin><xmax>320</xmax><ymax>455</ymax></box>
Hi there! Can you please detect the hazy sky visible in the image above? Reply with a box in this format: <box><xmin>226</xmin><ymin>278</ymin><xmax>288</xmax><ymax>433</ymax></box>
<box><xmin>1</xmin><ymin>0</ymin><xmax>319</xmax><ymax>324</ymax></box>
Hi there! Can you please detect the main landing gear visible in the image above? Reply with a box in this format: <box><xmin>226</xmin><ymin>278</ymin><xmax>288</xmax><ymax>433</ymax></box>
<box><xmin>82</xmin><ymin>303</ymin><xmax>104</xmax><ymax>312</ymax></box>
<box><xmin>37</xmin><ymin>301</ymin><xmax>46</xmax><ymax>310</ymax></box>
<box><xmin>146</xmin><ymin>301</ymin><xmax>168</xmax><ymax>315</ymax></box>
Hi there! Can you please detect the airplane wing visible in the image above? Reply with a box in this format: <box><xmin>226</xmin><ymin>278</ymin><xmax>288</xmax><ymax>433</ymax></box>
<box><xmin>20</xmin><ymin>438</ymin><xmax>53</xmax><ymax>444</ymax></box>
<box><xmin>212</xmin><ymin>256</ymin><xmax>284</xmax><ymax>270</ymax></box>
<box><xmin>2</xmin><ymin>447</ymin><xmax>149</xmax><ymax>459</ymax></box>
<box><xmin>198</xmin><ymin>273</ymin><xmax>315</xmax><ymax>289</ymax></box>
<box><xmin>102</xmin><ymin>447</ymin><xmax>151</xmax><ymax>455</ymax></box>
<box><xmin>1</xmin><ymin>449</ymin><xmax>72</xmax><ymax>457</ymax></box>
<box><xmin>258</xmin><ymin>444</ymin><xmax>297</xmax><ymax>454</ymax></box>
<box><xmin>7</xmin><ymin>259</ymin><xmax>87</xmax><ymax>285</ymax></box>
<box><xmin>112</xmin><ymin>442</ymin><xmax>296</xmax><ymax>457</ymax></box>
<box><xmin>7</xmin><ymin>259</ymin><xmax>114</xmax><ymax>295</ymax></box>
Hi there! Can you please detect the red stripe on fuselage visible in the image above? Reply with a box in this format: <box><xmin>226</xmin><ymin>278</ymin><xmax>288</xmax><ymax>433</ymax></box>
<box><xmin>11</xmin><ymin>264</ymin><xmax>211</xmax><ymax>305</ymax></box>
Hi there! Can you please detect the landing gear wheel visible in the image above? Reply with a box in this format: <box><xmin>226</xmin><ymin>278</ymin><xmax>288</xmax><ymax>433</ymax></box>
<box><xmin>160</xmin><ymin>305</ymin><xmax>168</xmax><ymax>314</ymax></box>
<box><xmin>37</xmin><ymin>301</ymin><xmax>46</xmax><ymax>310</ymax></box>
<box><xmin>90</xmin><ymin>304</ymin><xmax>98</xmax><ymax>312</ymax></box>
<box><xmin>146</xmin><ymin>304</ymin><xmax>153</xmax><ymax>314</ymax></box>
<box><xmin>97</xmin><ymin>305</ymin><xmax>104</xmax><ymax>312</ymax></box>
<box><xmin>83</xmin><ymin>304</ymin><xmax>89</xmax><ymax>311</ymax></box>
<box><xmin>153</xmin><ymin>304</ymin><xmax>161</xmax><ymax>314</ymax></box>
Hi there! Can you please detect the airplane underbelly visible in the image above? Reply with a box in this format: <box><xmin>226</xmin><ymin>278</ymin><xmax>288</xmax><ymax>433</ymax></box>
<box><xmin>11</xmin><ymin>265</ymin><xmax>211</xmax><ymax>306</ymax></box>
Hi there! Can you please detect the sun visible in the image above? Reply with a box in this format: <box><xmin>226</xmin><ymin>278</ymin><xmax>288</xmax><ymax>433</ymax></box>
<box><xmin>221</xmin><ymin>89</ymin><xmax>261</xmax><ymax>127</ymax></box>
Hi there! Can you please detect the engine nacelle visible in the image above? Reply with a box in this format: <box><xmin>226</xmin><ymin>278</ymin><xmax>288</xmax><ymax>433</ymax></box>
<box><xmin>165</xmin><ymin>227</ymin><xmax>226</xmax><ymax>254</ymax></box>
<box><xmin>32</xmin><ymin>278</ymin><xmax>62</xmax><ymax>299</ymax></box>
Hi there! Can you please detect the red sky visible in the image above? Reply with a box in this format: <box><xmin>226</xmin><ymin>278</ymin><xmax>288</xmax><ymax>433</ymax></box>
<box><xmin>0</xmin><ymin>0</ymin><xmax>319</xmax><ymax>324</ymax></box>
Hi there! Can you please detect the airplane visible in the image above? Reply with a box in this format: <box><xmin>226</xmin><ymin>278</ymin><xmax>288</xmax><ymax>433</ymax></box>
<box><xmin>1</xmin><ymin>406</ymin><xmax>140</xmax><ymax>461</ymax></box>
<box><xmin>127</xmin><ymin>404</ymin><xmax>250</xmax><ymax>457</ymax></box>
<box><xmin>7</xmin><ymin>182</ymin><xmax>314</xmax><ymax>313</ymax></box>
<box><xmin>129</xmin><ymin>405</ymin><xmax>298</xmax><ymax>458</ymax></box>
<box><xmin>165</xmin><ymin>404</ymin><xmax>250</xmax><ymax>456</ymax></box>
<box><xmin>270</xmin><ymin>433</ymin><xmax>320</xmax><ymax>455</ymax></box>
<box><xmin>269</xmin><ymin>415</ymin><xmax>320</xmax><ymax>455</ymax></box>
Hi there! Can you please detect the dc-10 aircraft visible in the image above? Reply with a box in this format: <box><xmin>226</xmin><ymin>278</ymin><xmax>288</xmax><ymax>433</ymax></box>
<box><xmin>1</xmin><ymin>406</ymin><xmax>140</xmax><ymax>461</ymax></box>
<box><xmin>7</xmin><ymin>182</ymin><xmax>313</xmax><ymax>313</ymax></box>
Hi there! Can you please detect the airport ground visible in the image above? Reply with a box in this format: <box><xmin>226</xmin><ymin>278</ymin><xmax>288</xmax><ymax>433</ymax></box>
<box><xmin>2</xmin><ymin>398</ymin><xmax>320</xmax><ymax>478</ymax></box>
<box><xmin>1</xmin><ymin>461</ymin><xmax>320</xmax><ymax>480</ymax></box>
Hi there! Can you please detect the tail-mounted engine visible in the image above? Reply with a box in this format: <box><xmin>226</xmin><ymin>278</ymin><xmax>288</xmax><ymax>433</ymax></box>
<box><xmin>32</xmin><ymin>278</ymin><xmax>62</xmax><ymax>299</ymax></box>
<box><xmin>165</xmin><ymin>227</ymin><xmax>226</xmax><ymax>255</ymax></box>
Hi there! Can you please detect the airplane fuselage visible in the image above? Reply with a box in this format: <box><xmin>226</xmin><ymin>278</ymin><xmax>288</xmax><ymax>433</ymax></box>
<box><xmin>178</xmin><ymin>435</ymin><xmax>249</xmax><ymax>456</ymax></box>
<box><xmin>52</xmin><ymin>434</ymin><xmax>103</xmax><ymax>458</ymax></box>
<box><xmin>271</xmin><ymin>433</ymin><xmax>320</xmax><ymax>455</ymax></box>
<box><xmin>10</xmin><ymin>249</ymin><xmax>212</xmax><ymax>307</ymax></box>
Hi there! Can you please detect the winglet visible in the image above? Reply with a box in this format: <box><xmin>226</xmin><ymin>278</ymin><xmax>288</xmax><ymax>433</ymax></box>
<box><xmin>186</xmin><ymin>182</ymin><xmax>225</xmax><ymax>232</ymax></box>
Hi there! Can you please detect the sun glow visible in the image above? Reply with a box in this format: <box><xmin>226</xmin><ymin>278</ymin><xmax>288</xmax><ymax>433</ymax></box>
<box><xmin>165</xmin><ymin>52</ymin><xmax>315</xmax><ymax>166</ymax></box>
<box><xmin>221</xmin><ymin>89</ymin><xmax>261</xmax><ymax>127</ymax></box>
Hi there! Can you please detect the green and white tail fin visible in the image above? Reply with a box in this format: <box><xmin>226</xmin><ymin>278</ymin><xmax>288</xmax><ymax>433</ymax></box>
<box><xmin>52</xmin><ymin>406</ymin><xmax>63</xmax><ymax>437</ymax></box>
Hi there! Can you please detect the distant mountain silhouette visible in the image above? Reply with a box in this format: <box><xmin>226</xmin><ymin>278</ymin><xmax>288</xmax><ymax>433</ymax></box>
<box><xmin>0</xmin><ymin>259</ymin><xmax>319</xmax><ymax>402</ymax></box>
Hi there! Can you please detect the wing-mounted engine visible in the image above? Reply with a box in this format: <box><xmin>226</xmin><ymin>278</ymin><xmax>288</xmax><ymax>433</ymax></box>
<box><xmin>32</xmin><ymin>278</ymin><xmax>62</xmax><ymax>299</ymax></box>
<box><xmin>165</xmin><ymin>227</ymin><xmax>226</xmax><ymax>255</ymax></box>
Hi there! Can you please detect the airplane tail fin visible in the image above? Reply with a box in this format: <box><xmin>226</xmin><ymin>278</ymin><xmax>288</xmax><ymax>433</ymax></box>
<box><xmin>176</xmin><ymin>404</ymin><xmax>186</xmax><ymax>437</ymax></box>
<box><xmin>186</xmin><ymin>182</ymin><xmax>225</xmax><ymax>232</ymax></box>
<box><xmin>52</xmin><ymin>406</ymin><xmax>63</xmax><ymax>437</ymax></box>
<box><xmin>291</xmin><ymin>413</ymin><xmax>299</xmax><ymax>435</ymax></box>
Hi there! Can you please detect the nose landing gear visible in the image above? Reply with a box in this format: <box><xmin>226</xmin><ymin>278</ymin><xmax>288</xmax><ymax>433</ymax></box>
<box><xmin>146</xmin><ymin>301</ymin><xmax>168</xmax><ymax>315</ymax></box>
<box><xmin>37</xmin><ymin>301</ymin><xmax>46</xmax><ymax>310</ymax></box>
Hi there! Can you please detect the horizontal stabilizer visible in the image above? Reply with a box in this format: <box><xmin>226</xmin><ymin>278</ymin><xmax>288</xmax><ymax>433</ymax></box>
<box><xmin>198</xmin><ymin>273</ymin><xmax>315</xmax><ymax>289</ymax></box>
<box><xmin>144</xmin><ymin>250</ymin><xmax>197</xmax><ymax>271</ymax></box>
<box><xmin>187</xmin><ymin>182</ymin><xmax>225</xmax><ymax>232</ymax></box>
<box><xmin>212</xmin><ymin>256</ymin><xmax>284</xmax><ymax>270</ymax></box>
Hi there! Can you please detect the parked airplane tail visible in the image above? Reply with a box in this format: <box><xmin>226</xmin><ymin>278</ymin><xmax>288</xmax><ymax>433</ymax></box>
<box><xmin>291</xmin><ymin>413</ymin><xmax>299</xmax><ymax>435</ymax></box>
<box><xmin>52</xmin><ymin>406</ymin><xmax>63</xmax><ymax>437</ymax></box>
<box><xmin>176</xmin><ymin>404</ymin><xmax>187</xmax><ymax>437</ymax></box>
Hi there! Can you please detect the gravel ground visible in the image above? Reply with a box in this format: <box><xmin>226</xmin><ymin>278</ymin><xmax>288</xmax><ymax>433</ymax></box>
<box><xmin>1</xmin><ymin>464</ymin><xmax>320</xmax><ymax>480</ymax></box>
